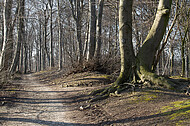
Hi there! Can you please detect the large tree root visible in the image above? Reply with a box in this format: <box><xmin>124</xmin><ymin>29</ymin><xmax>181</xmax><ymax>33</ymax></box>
<box><xmin>89</xmin><ymin>83</ymin><xmax>137</xmax><ymax>102</ymax></box>
<box><xmin>138</xmin><ymin>67</ymin><xmax>177</xmax><ymax>90</ymax></box>
<box><xmin>89</xmin><ymin>66</ymin><xmax>179</xmax><ymax>102</ymax></box>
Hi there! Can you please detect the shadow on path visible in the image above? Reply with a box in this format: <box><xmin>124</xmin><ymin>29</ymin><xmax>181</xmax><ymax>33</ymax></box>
<box><xmin>0</xmin><ymin>117</ymin><xmax>95</xmax><ymax>126</ymax></box>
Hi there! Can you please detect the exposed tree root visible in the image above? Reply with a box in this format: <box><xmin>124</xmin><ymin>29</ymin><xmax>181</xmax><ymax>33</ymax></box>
<box><xmin>138</xmin><ymin>66</ymin><xmax>177</xmax><ymax>89</ymax></box>
<box><xmin>89</xmin><ymin>83</ymin><xmax>138</xmax><ymax>102</ymax></box>
<box><xmin>89</xmin><ymin>69</ymin><xmax>179</xmax><ymax>102</ymax></box>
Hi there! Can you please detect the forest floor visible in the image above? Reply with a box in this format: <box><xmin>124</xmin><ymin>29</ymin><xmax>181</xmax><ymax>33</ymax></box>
<box><xmin>0</xmin><ymin>69</ymin><xmax>190</xmax><ymax>126</ymax></box>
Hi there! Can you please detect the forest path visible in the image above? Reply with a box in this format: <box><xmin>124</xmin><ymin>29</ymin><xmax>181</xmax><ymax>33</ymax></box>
<box><xmin>0</xmin><ymin>74</ymin><xmax>90</xmax><ymax>126</ymax></box>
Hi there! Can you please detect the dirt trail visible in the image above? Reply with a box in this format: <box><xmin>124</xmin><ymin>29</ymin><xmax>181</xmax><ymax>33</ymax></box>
<box><xmin>1</xmin><ymin>73</ymin><xmax>190</xmax><ymax>126</ymax></box>
<box><xmin>0</xmin><ymin>74</ymin><xmax>91</xmax><ymax>126</ymax></box>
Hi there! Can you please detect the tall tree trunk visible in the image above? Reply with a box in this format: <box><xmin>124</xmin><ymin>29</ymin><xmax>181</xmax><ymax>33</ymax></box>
<box><xmin>170</xmin><ymin>46</ymin><xmax>174</xmax><ymax>76</ymax></box>
<box><xmin>0</xmin><ymin>6</ymin><xmax>3</xmax><ymax>51</ymax></box>
<box><xmin>69</xmin><ymin>0</ymin><xmax>84</xmax><ymax>64</ymax></box>
<box><xmin>4</xmin><ymin>21</ymin><xmax>13</xmax><ymax>70</ymax></box>
<box><xmin>44</xmin><ymin>6</ymin><xmax>50</xmax><ymax>67</ymax></box>
<box><xmin>57</xmin><ymin>0</ymin><xmax>63</xmax><ymax>70</ymax></box>
<box><xmin>0</xmin><ymin>0</ymin><xmax>13</xmax><ymax>70</ymax></box>
<box><xmin>137</xmin><ymin>0</ymin><xmax>175</xmax><ymax>88</ymax></box>
<box><xmin>181</xmin><ymin>27</ymin><xmax>188</xmax><ymax>76</ymax></box>
<box><xmin>10</xmin><ymin>0</ymin><xmax>25</xmax><ymax>73</ymax></box>
<box><xmin>94</xmin><ymin>0</ymin><xmax>104</xmax><ymax>59</ymax></box>
<box><xmin>90</xmin><ymin>0</ymin><xmax>176</xmax><ymax>101</ymax></box>
<box><xmin>152</xmin><ymin>0</ymin><xmax>179</xmax><ymax>71</ymax></box>
<box><xmin>76</xmin><ymin>1</ymin><xmax>83</xmax><ymax>64</ymax></box>
<box><xmin>88</xmin><ymin>0</ymin><xmax>96</xmax><ymax>60</ymax></box>
<box><xmin>24</xmin><ymin>41</ymin><xmax>28</xmax><ymax>73</ymax></box>
<box><xmin>48</xmin><ymin>0</ymin><xmax>54</xmax><ymax>68</ymax></box>
<box><xmin>39</xmin><ymin>20</ymin><xmax>42</xmax><ymax>71</ymax></box>
<box><xmin>83</xmin><ymin>22</ymin><xmax>89</xmax><ymax>59</ymax></box>
<box><xmin>20</xmin><ymin>41</ymin><xmax>23</xmax><ymax>73</ymax></box>
<box><xmin>185</xmin><ymin>54</ymin><xmax>189</xmax><ymax>78</ymax></box>
<box><xmin>114</xmin><ymin>0</ymin><xmax>135</xmax><ymax>85</ymax></box>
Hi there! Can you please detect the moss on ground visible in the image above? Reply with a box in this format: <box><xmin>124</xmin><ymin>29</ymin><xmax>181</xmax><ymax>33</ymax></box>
<box><xmin>158</xmin><ymin>99</ymin><xmax>190</xmax><ymax>125</ymax></box>
<box><xmin>127</xmin><ymin>91</ymin><xmax>158</xmax><ymax>104</ymax></box>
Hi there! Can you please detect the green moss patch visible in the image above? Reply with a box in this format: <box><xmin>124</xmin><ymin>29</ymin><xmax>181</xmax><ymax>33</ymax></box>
<box><xmin>158</xmin><ymin>99</ymin><xmax>190</xmax><ymax>125</ymax></box>
<box><xmin>128</xmin><ymin>91</ymin><xmax>158</xmax><ymax>103</ymax></box>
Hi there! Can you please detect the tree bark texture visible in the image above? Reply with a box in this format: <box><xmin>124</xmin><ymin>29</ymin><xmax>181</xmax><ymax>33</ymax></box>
<box><xmin>137</xmin><ymin>0</ymin><xmax>174</xmax><ymax>88</ymax></box>
<box><xmin>138</xmin><ymin>0</ymin><xmax>172</xmax><ymax>71</ymax></box>
<box><xmin>10</xmin><ymin>0</ymin><xmax>25</xmax><ymax>73</ymax></box>
<box><xmin>88</xmin><ymin>0</ymin><xmax>96</xmax><ymax>60</ymax></box>
<box><xmin>57</xmin><ymin>0</ymin><xmax>63</xmax><ymax>70</ymax></box>
<box><xmin>49</xmin><ymin>0</ymin><xmax>54</xmax><ymax>68</ymax></box>
<box><xmin>0</xmin><ymin>0</ymin><xmax>13</xmax><ymax>70</ymax></box>
<box><xmin>114</xmin><ymin>0</ymin><xmax>135</xmax><ymax>85</ymax></box>
<box><xmin>69</xmin><ymin>0</ymin><xmax>84</xmax><ymax>64</ymax></box>
<box><xmin>94</xmin><ymin>0</ymin><xmax>104</xmax><ymax>59</ymax></box>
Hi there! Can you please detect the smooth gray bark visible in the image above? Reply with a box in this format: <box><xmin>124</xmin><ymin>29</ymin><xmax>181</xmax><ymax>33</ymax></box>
<box><xmin>138</xmin><ymin>0</ymin><xmax>172</xmax><ymax>71</ymax></box>
<box><xmin>114</xmin><ymin>0</ymin><xmax>135</xmax><ymax>84</ymax></box>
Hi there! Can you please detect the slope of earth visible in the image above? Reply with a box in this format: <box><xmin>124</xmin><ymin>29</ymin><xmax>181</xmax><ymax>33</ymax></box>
<box><xmin>0</xmin><ymin>69</ymin><xmax>190</xmax><ymax>126</ymax></box>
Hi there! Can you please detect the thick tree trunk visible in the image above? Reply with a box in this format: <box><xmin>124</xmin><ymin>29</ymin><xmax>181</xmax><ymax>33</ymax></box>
<box><xmin>170</xmin><ymin>46</ymin><xmax>174</xmax><ymax>76</ymax></box>
<box><xmin>39</xmin><ymin>20</ymin><xmax>42</xmax><ymax>71</ymax></box>
<box><xmin>49</xmin><ymin>0</ymin><xmax>54</xmax><ymax>68</ymax></box>
<box><xmin>114</xmin><ymin>0</ymin><xmax>135</xmax><ymax>85</ymax></box>
<box><xmin>76</xmin><ymin>1</ymin><xmax>83</xmax><ymax>64</ymax></box>
<box><xmin>138</xmin><ymin>0</ymin><xmax>172</xmax><ymax>71</ymax></box>
<box><xmin>94</xmin><ymin>0</ymin><xmax>104</xmax><ymax>60</ymax></box>
<box><xmin>181</xmin><ymin>27</ymin><xmax>188</xmax><ymax>76</ymax></box>
<box><xmin>0</xmin><ymin>6</ymin><xmax>3</xmax><ymax>51</ymax></box>
<box><xmin>88</xmin><ymin>0</ymin><xmax>96</xmax><ymax>60</ymax></box>
<box><xmin>69</xmin><ymin>0</ymin><xmax>84</xmax><ymax>64</ymax></box>
<box><xmin>90</xmin><ymin>0</ymin><xmax>175</xmax><ymax>101</ymax></box>
<box><xmin>10</xmin><ymin>0</ymin><xmax>25</xmax><ymax>73</ymax></box>
<box><xmin>20</xmin><ymin>40</ymin><xmax>24</xmax><ymax>73</ymax></box>
<box><xmin>24</xmin><ymin>42</ymin><xmax>28</xmax><ymax>73</ymax></box>
<box><xmin>57</xmin><ymin>0</ymin><xmax>63</xmax><ymax>70</ymax></box>
<box><xmin>4</xmin><ymin>23</ymin><xmax>13</xmax><ymax>70</ymax></box>
<box><xmin>44</xmin><ymin>6</ymin><xmax>50</xmax><ymax>67</ymax></box>
<box><xmin>185</xmin><ymin>54</ymin><xmax>189</xmax><ymax>78</ymax></box>
<box><xmin>137</xmin><ymin>0</ymin><xmax>175</xmax><ymax>88</ymax></box>
<box><xmin>0</xmin><ymin>0</ymin><xmax>13</xmax><ymax>70</ymax></box>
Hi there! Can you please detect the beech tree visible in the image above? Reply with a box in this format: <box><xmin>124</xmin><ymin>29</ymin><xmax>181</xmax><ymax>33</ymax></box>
<box><xmin>57</xmin><ymin>0</ymin><xmax>63</xmax><ymax>70</ymax></box>
<box><xmin>90</xmin><ymin>0</ymin><xmax>176</xmax><ymax>101</ymax></box>
<box><xmin>48</xmin><ymin>0</ymin><xmax>54</xmax><ymax>68</ymax></box>
<box><xmin>87</xmin><ymin>0</ymin><xmax>96</xmax><ymax>60</ymax></box>
<box><xmin>10</xmin><ymin>0</ymin><xmax>25</xmax><ymax>73</ymax></box>
<box><xmin>0</xmin><ymin>0</ymin><xmax>13</xmax><ymax>71</ymax></box>
<box><xmin>69</xmin><ymin>0</ymin><xmax>84</xmax><ymax>64</ymax></box>
<box><xmin>94</xmin><ymin>0</ymin><xmax>104</xmax><ymax>60</ymax></box>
